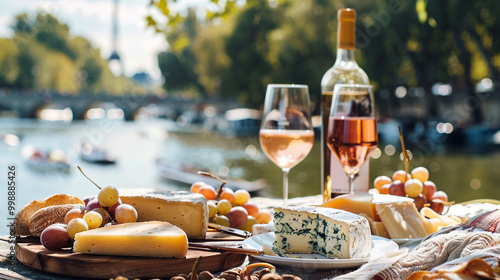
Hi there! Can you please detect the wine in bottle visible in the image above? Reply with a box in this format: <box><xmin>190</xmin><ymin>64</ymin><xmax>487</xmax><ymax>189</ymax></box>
<box><xmin>320</xmin><ymin>8</ymin><xmax>370</xmax><ymax>201</ymax></box>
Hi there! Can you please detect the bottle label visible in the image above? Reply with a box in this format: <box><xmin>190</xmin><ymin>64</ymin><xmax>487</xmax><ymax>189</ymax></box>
<box><xmin>330</xmin><ymin>157</ymin><xmax>370</xmax><ymax>193</ymax></box>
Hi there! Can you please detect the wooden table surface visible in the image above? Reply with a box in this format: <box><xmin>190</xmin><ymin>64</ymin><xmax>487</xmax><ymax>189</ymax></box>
<box><xmin>1</xmin><ymin>235</ymin><xmax>358</xmax><ymax>280</ymax></box>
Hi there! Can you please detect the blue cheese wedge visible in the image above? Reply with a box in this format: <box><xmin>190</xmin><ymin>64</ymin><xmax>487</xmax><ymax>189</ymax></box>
<box><xmin>273</xmin><ymin>206</ymin><xmax>371</xmax><ymax>259</ymax></box>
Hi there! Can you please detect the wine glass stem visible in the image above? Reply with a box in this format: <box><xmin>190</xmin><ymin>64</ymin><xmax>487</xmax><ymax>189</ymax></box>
<box><xmin>348</xmin><ymin>174</ymin><xmax>355</xmax><ymax>194</ymax></box>
<box><xmin>283</xmin><ymin>168</ymin><xmax>290</xmax><ymax>206</ymax></box>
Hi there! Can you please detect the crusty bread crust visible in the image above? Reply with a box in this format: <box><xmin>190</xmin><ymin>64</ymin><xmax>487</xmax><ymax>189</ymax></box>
<box><xmin>29</xmin><ymin>204</ymin><xmax>82</xmax><ymax>237</ymax></box>
<box><xmin>16</xmin><ymin>194</ymin><xmax>84</xmax><ymax>236</ymax></box>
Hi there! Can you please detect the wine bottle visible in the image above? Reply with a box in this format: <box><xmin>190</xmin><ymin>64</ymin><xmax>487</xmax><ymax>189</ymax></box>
<box><xmin>320</xmin><ymin>8</ymin><xmax>370</xmax><ymax>201</ymax></box>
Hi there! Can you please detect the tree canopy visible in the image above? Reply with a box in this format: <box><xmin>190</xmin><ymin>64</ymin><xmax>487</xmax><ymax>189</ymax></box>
<box><xmin>0</xmin><ymin>12</ymin><xmax>139</xmax><ymax>94</ymax></box>
<box><xmin>150</xmin><ymin>0</ymin><xmax>500</xmax><ymax>123</ymax></box>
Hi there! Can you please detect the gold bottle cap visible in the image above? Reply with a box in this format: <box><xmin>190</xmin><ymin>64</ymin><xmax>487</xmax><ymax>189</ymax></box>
<box><xmin>337</xmin><ymin>8</ymin><xmax>356</xmax><ymax>50</ymax></box>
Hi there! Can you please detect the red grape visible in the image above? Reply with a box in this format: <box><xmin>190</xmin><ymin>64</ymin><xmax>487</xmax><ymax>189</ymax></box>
<box><xmin>432</xmin><ymin>191</ymin><xmax>448</xmax><ymax>202</ymax></box>
<box><xmin>430</xmin><ymin>201</ymin><xmax>445</xmax><ymax>214</ymax></box>
<box><xmin>115</xmin><ymin>204</ymin><xmax>138</xmax><ymax>224</ymax></box>
<box><xmin>392</xmin><ymin>170</ymin><xmax>410</xmax><ymax>183</ymax></box>
<box><xmin>380</xmin><ymin>183</ymin><xmax>391</xmax><ymax>194</ymax></box>
<box><xmin>388</xmin><ymin>180</ymin><xmax>405</xmax><ymax>196</ymax></box>
<box><xmin>225</xmin><ymin>206</ymin><xmax>248</xmax><ymax>228</ymax></box>
<box><xmin>374</xmin><ymin>176</ymin><xmax>392</xmax><ymax>193</ymax></box>
<box><xmin>85</xmin><ymin>199</ymin><xmax>102</xmax><ymax>212</ymax></box>
<box><xmin>256</xmin><ymin>212</ymin><xmax>272</xmax><ymax>224</ymax></box>
<box><xmin>190</xmin><ymin>181</ymin><xmax>206</xmax><ymax>193</ymax></box>
<box><xmin>107</xmin><ymin>198</ymin><xmax>122</xmax><ymax>216</ymax></box>
<box><xmin>64</xmin><ymin>207</ymin><xmax>85</xmax><ymax>224</ymax></box>
<box><xmin>412</xmin><ymin>194</ymin><xmax>427</xmax><ymax>210</ymax></box>
<box><xmin>422</xmin><ymin>181</ymin><xmax>437</xmax><ymax>201</ymax></box>
<box><xmin>82</xmin><ymin>195</ymin><xmax>96</xmax><ymax>206</ymax></box>
<box><xmin>219</xmin><ymin>188</ymin><xmax>236</xmax><ymax>204</ymax></box>
<box><xmin>197</xmin><ymin>185</ymin><xmax>217</xmax><ymax>200</ymax></box>
<box><xmin>40</xmin><ymin>225</ymin><xmax>69</xmax><ymax>250</ymax></box>
<box><xmin>242</xmin><ymin>202</ymin><xmax>259</xmax><ymax>218</ymax></box>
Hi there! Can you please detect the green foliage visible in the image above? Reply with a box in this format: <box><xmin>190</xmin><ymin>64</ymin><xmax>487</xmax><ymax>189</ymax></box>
<box><xmin>220</xmin><ymin>0</ymin><xmax>276</xmax><ymax>108</ymax></box>
<box><xmin>0</xmin><ymin>12</ymin><xmax>139</xmax><ymax>94</ymax></box>
<box><xmin>150</xmin><ymin>0</ymin><xmax>500</xmax><ymax>123</ymax></box>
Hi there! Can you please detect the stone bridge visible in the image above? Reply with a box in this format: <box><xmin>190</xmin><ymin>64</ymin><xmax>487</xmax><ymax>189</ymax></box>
<box><xmin>0</xmin><ymin>91</ymin><xmax>240</xmax><ymax>121</ymax></box>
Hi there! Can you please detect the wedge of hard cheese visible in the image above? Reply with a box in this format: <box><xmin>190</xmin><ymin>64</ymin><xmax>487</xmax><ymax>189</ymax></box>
<box><xmin>73</xmin><ymin>221</ymin><xmax>188</xmax><ymax>258</ymax></box>
<box><xmin>119</xmin><ymin>188</ymin><xmax>208</xmax><ymax>239</ymax></box>
<box><xmin>273</xmin><ymin>206</ymin><xmax>371</xmax><ymax>259</ymax></box>
<box><xmin>373</xmin><ymin>194</ymin><xmax>434</xmax><ymax>239</ymax></box>
<box><xmin>321</xmin><ymin>193</ymin><xmax>379</xmax><ymax>221</ymax></box>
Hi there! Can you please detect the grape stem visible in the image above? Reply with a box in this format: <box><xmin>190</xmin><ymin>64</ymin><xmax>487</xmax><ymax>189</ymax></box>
<box><xmin>198</xmin><ymin>171</ymin><xmax>226</xmax><ymax>201</ymax></box>
<box><xmin>398</xmin><ymin>126</ymin><xmax>411</xmax><ymax>176</ymax></box>
<box><xmin>77</xmin><ymin>166</ymin><xmax>102</xmax><ymax>190</ymax></box>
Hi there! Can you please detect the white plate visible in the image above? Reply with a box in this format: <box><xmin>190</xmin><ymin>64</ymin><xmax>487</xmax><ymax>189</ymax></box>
<box><xmin>243</xmin><ymin>232</ymin><xmax>398</xmax><ymax>269</ymax></box>
<box><xmin>391</xmin><ymin>238</ymin><xmax>424</xmax><ymax>245</ymax></box>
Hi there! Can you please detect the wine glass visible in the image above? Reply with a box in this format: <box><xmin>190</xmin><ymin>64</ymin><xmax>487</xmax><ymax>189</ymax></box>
<box><xmin>259</xmin><ymin>84</ymin><xmax>314</xmax><ymax>206</ymax></box>
<box><xmin>327</xmin><ymin>84</ymin><xmax>378</xmax><ymax>194</ymax></box>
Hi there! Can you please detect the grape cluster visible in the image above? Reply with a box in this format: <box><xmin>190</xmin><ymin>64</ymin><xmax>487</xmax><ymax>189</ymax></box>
<box><xmin>373</xmin><ymin>167</ymin><xmax>449</xmax><ymax>214</ymax></box>
<box><xmin>40</xmin><ymin>186</ymin><xmax>138</xmax><ymax>250</ymax></box>
<box><xmin>190</xmin><ymin>182</ymin><xmax>272</xmax><ymax>232</ymax></box>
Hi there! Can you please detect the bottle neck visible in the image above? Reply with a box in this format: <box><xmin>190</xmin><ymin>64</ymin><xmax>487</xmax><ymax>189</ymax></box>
<box><xmin>333</xmin><ymin>48</ymin><xmax>357</xmax><ymax>66</ymax></box>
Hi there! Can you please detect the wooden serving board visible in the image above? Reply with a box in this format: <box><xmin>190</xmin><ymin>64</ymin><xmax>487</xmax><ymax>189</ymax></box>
<box><xmin>16</xmin><ymin>233</ymin><xmax>247</xmax><ymax>279</ymax></box>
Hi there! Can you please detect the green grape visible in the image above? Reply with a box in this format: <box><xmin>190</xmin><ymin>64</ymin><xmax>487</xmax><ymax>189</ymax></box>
<box><xmin>239</xmin><ymin>216</ymin><xmax>258</xmax><ymax>232</ymax></box>
<box><xmin>404</xmin><ymin>178</ymin><xmax>423</xmax><ymax>197</ymax></box>
<box><xmin>92</xmin><ymin>208</ymin><xmax>110</xmax><ymax>226</ymax></box>
<box><xmin>234</xmin><ymin>189</ymin><xmax>250</xmax><ymax>206</ymax></box>
<box><xmin>213</xmin><ymin>215</ymin><xmax>230</xmax><ymax>227</ymax></box>
<box><xmin>67</xmin><ymin>218</ymin><xmax>89</xmax><ymax>239</ymax></box>
<box><xmin>83</xmin><ymin>211</ymin><xmax>103</xmax><ymax>229</ymax></box>
<box><xmin>411</xmin><ymin>166</ymin><xmax>429</xmax><ymax>183</ymax></box>
<box><xmin>216</xmin><ymin>199</ymin><xmax>232</xmax><ymax>215</ymax></box>
<box><xmin>98</xmin><ymin>186</ymin><xmax>119</xmax><ymax>207</ymax></box>
<box><xmin>208</xmin><ymin>201</ymin><xmax>217</xmax><ymax>219</ymax></box>
<box><xmin>115</xmin><ymin>204</ymin><xmax>138</xmax><ymax>224</ymax></box>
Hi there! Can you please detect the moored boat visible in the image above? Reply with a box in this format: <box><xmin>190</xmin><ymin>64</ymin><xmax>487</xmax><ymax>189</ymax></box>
<box><xmin>156</xmin><ymin>159</ymin><xmax>266</xmax><ymax>193</ymax></box>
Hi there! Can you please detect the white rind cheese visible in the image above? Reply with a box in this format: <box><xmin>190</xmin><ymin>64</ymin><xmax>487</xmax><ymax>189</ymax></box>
<box><xmin>273</xmin><ymin>206</ymin><xmax>371</xmax><ymax>259</ymax></box>
<box><xmin>119</xmin><ymin>188</ymin><xmax>208</xmax><ymax>239</ymax></box>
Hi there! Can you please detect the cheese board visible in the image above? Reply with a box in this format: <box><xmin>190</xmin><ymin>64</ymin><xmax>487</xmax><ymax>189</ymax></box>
<box><xmin>16</xmin><ymin>231</ymin><xmax>248</xmax><ymax>279</ymax></box>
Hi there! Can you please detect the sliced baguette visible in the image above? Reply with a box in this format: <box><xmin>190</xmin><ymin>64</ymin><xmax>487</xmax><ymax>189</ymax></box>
<box><xmin>29</xmin><ymin>204</ymin><xmax>83</xmax><ymax>237</ymax></box>
<box><xmin>16</xmin><ymin>194</ymin><xmax>84</xmax><ymax>236</ymax></box>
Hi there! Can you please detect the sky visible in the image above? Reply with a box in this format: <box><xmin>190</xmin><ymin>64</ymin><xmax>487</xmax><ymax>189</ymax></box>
<box><xmin>0</xmin><ymin>0</ymin><xmax>182</xmax><ymax>81</ymax></box>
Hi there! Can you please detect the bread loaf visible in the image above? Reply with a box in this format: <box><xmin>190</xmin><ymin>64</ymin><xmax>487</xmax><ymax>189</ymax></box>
<box><xmin>16</xmin><ymin>194</ymin><xmax>84</xmax><ymax>236</ymax></box>
<box><xmin>29</xmin><ymin>204</ymin><xmax>82</xmax><ymax>237</ymax></box>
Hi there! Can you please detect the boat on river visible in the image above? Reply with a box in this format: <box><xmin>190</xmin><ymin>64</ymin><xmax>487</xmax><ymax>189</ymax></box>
<box><xmin>22</xmin><ymin>145</ymin><xmax>71</xmax><ymax>173</ymax></box>
<box><xmin>78</xmin><ymin>141</ymin><xmax>116</xmax><ymax>165</ymax></box>
<box><xmin>156</xmin><ymin>159</ymin><xmax>266</xmax><ymax>193</ymax></box>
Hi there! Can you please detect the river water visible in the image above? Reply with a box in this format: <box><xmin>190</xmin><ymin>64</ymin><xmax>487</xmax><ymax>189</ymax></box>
<box><xmin>2</xmin><ymin>117</ymin><xmax>500</xmax><ymax>235</ymax></box>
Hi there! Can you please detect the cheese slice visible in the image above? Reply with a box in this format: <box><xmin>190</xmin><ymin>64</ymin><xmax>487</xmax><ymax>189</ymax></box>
<box><xmin>321</xmin><ymin>193</ymin><xmax>379</xmax><ymax>221</ymax></box>
<box><xmin>73</xmin><ymin>221</ymin><xmax>188</xmax><ymax>258</ymax></box>
<box><xmin>119</xmin><ymin>188</ymin><xmax>208</xmax><ymax>239</ymax></box>
<box><xmin>273</xmin><ymin>206</ymin><xmax>371</xmax><ymax>259</ymax></box>
<box><xmin>373</xmin><ymin>194</ymin><xmax>434</xmax><ymax>239</ymax></box>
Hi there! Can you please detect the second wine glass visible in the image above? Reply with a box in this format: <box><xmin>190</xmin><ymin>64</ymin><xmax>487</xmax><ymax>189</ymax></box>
<box><xmin>259</xmin><ymin>84</ymin><xmax>314</xmax><ymax>206</ymax></box>
<box><xmin>327</xmin><ymin>84</ymin><xmax>378</xmax><ymax>194</ymax></box>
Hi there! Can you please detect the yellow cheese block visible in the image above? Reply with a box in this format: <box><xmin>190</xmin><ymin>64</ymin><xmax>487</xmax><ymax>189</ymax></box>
<box><xmin>119</xmin><ymin>188</ymin><xmax>208</xmax><ymax>239</ymax></box>
<box><xmin>321</xmin><ymin>193</ymin><xmax>379</xmax><ymax>221</ymax></box>
<box><xmin>73</xmin><ymin>221</ymin><xmax>188</xmax><ymax>258</ymax></box>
